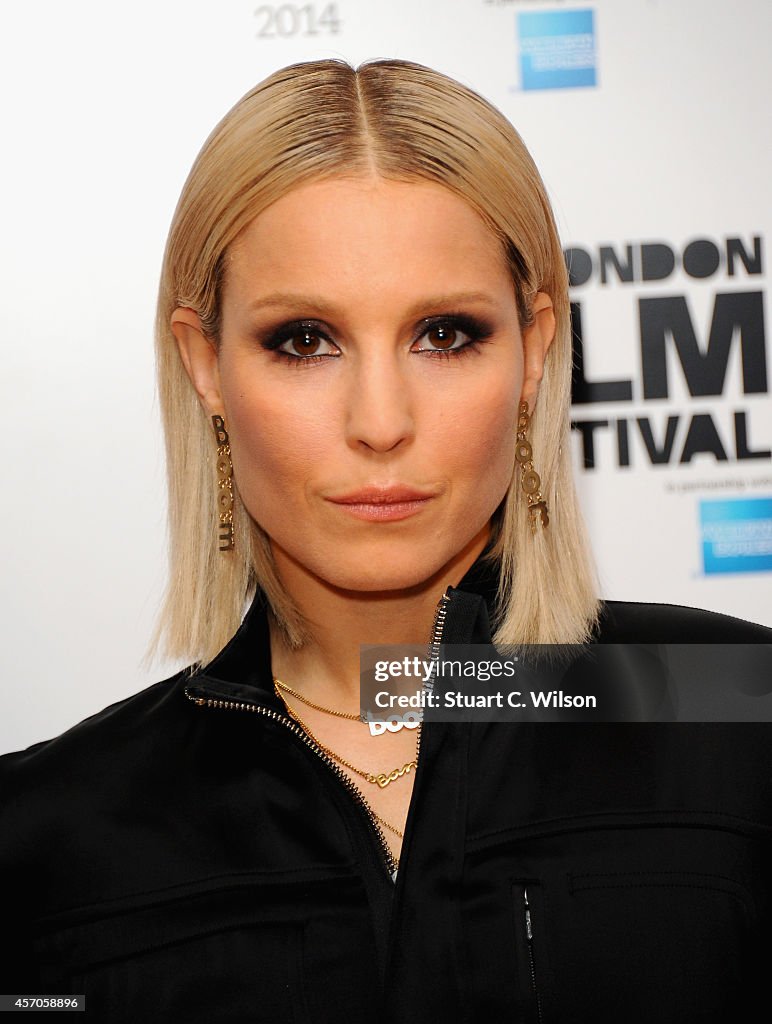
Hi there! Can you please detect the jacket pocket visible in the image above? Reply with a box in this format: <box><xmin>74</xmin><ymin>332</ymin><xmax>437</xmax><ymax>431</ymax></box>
<box><xmin>511</xmin><ymin>881</ymin><xmax>551</xmax><ymax>1024</ymax></box>
<box><xmin>556</xmin><ymin>868</ymin><xmax>757</xmax><ymax>1022</ymax></box>
<box><xmin>458</xmin><ymin>866</ymin><xmax>556</xmax><ymax>1022</ymax></box>
<box><xmin>31</xmin><ymin>884</ymin><xmax>309</xmax><ymax>1023</ymax></box>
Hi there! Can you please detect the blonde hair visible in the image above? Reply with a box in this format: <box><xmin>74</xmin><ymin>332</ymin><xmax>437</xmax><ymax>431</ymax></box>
<box><xmin>152</xmin><ymin>58</ymin><xmax>600</xmax><ymax>667</ymax></box>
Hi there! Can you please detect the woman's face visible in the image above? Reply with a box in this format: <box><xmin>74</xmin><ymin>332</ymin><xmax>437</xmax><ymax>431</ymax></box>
<box><xmin>175</xmin><ymin>176</ymin><xmax>553</xmax><ymax>594</ymax></box>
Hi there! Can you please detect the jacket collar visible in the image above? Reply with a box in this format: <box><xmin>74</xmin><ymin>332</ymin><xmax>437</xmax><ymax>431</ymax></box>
<box><xmin>183</xmin><ymin>551</ymin><xmax>500</xmax><ymax>706</ymax></box>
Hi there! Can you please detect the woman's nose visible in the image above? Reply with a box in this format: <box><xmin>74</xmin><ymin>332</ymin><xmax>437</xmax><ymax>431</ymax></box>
<box><xmin>344</xmin><ymin>352</ymin><xmax>415</xmax><ymax>454</ymax></box>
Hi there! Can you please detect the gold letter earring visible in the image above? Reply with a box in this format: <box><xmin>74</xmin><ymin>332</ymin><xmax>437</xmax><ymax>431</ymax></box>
<box><xmin>515</xmin><ymin>401</ymin><xmax>549</xmax><ymax>533</ymax></box>
<box><xmin>212</xmin><ymin>415</ymin><xmax>234</xmax><ymax>551</ymax></box>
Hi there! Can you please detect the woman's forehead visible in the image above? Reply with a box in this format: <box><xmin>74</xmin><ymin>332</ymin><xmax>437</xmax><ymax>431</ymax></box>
<box><xmin>223</xmin><ymin>176</ymin><xmax>513</xmax><ymax>312</ymax></box>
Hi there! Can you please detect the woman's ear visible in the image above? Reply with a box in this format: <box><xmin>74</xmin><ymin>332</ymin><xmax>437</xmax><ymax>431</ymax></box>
<box><xmin>170</xmin><ymin>307</ymin><xmax>224</xmax><ymax>415</ymax></box>
<box><xmin>519</xmin><ymin>291</ymin><xmax>556</xmax><ymax>412</ymax></box>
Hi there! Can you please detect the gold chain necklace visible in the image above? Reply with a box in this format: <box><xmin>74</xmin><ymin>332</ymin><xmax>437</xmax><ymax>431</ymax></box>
<box><xmin>273</xmin><ymin>676</ymin><xmax>417</xmax><ymax>737</ymax></box>
<box><xmin>274</xmin><ymin>683</ymin><xmax>417</xmax><ymax>790</ymax></box>
<box><xmin>373</xmin><ymin>813</ymin><xmax>404</xmax><ymax>839</ymax></box>
<box><xmin>273</xmin><ymin>677</ymin><xmax>362</xmax><ymax>720</ymax></box>
<box><xmin>274</xmin><ymin>690</ymin><xmax>409</xmax><ymax>839</ymax></box>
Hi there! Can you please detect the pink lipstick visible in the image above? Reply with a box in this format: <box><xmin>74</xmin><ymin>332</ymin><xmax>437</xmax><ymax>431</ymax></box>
<box><xmin>326</xmin><ymin>486</ymin><xmax>435</xmax><ymax>522</ymax></box>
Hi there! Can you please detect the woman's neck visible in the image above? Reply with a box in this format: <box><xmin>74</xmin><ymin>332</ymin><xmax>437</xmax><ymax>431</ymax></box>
<box><xmin>268</xmin><ymin>528</ymin><xmax>489</xmax><ymax>709</ymax></box>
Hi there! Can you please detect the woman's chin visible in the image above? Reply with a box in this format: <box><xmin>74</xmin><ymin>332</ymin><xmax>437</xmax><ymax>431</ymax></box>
<box><xmin>317</xmin><ymin>546</ymin><xmax>480</xmax><ymax>597</ymax></box>
<box><xmin>270</xmin><ymin>526</ymin><xmax>491</xmax><ymax>598</ymax></box>
<box><xmin>309</xmin><ymin>558</ymin><xmax>434</xmax><ymax>595</ymax></box>
<box><xmin>272</xmin><ymin>551</ymin><xmax>446</xmax><ymax>598</ymax></box>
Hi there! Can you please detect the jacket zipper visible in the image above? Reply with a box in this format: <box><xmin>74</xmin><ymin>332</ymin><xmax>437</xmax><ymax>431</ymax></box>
<box><xmin>184</xmin><ymin>587</ymin><xmax>452</xmax><ymax>882</ymax></box>
<box><xmin>183</xmin><ymin>687</ymin><xmax>399</xmax><ymax>876</ymax></box>
<box><xmin>415</xmin><ymin>587</ymin><xmax>450</xmax><ymax>768</ymax></box>
<box><xmin>523</xmin><ymin>887</ymin><xmax>544</xmax><ymax>1024</ymax></box>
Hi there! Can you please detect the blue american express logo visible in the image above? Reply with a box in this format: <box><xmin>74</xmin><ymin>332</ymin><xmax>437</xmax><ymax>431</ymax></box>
<box><xmin>700</xmin><ymin>497</ymin><xmax>772</xmax><ymax>574</ymax></box>
<box><xmin>518</xmin><ymin>9</ymin><xmax>597</xmax><ymax>91</ymax></box>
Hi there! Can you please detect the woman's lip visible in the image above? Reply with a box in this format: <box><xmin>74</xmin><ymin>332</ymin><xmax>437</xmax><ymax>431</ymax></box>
<box><xmin>325</xmin><ymin>487</ymin><xmax>436</xmax><ymax>522</ymax></box>
<box><xmin>327</xmin><ymin>487</ymin><xmax>435</xmax><ymax>504</ymax></box>
<box><xmin>328</xmin><ymin>498</ymin><xmax>433</xmax><ymax>522</ymax></box>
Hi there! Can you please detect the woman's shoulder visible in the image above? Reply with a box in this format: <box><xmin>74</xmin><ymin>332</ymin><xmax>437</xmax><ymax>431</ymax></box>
<box><xmin>596</xmin><ymin>598</ymin><xmax>772</xmax><ymax>643</ymax></box>
<box><xmin>0</xmin><ymin>670</ymin><xmax>188</xmax><ymax>786</ymax></box>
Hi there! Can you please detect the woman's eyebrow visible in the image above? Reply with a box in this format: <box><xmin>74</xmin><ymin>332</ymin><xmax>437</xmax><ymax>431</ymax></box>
<box><xmin>247</xmin><ymin>291</ymin><xmax>499</xmax><ymax>317</ymax></box>
<box><xmin>248</xmin><ymin>292</ymin><xmax>338</xmax><ymax>315</ymax></box>
<box><xmin>405</xmin><ymin>292</ymin><xmax>499</xmax><ymax>316</ymax></box>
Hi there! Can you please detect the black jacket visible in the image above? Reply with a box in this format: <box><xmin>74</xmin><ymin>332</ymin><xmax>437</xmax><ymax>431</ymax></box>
<box><xmin>2</xmin><ymin>559</ymin><xmax>772</xmax><ymax>1023</ymax></box>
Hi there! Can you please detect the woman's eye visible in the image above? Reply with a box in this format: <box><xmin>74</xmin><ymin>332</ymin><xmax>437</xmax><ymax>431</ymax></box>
<box><xmin>415</xmin><ymin>323</ymin><xmax>471</xmax><ymax>353</ymax></box>
<box><xmin>278</xmin><ymin>330</ymin><xmax>337</xmax><ymax>358</ymax></box>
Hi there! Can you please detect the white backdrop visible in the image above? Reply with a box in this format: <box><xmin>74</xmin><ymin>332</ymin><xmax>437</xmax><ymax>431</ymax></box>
<box><xmin>2</xmin><ymin>0</ymin><xmax>771</xmax><ymax>754</ymax></box>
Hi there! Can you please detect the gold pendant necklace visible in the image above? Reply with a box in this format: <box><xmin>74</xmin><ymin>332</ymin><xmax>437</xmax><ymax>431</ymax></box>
<box><xmin>274</xmin><ymin>684</ymin><xmax>417</xmax><ymax>790</ymax></box>
<box><xmin>273</xmin><ymin>676</ymin><xmax>418</xmax><ymax>736</ymax></box>
<box><xmin>274</xmin><ymin>692</ymin><xmax>409</xmax><ymax>838</ymax></box>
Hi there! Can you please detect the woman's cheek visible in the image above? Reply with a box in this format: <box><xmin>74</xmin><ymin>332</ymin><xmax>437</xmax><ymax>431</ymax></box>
<box><xmin>454</xmin><ymin>385</ymin><xmax>518</xmax><ymax>484</ymax></box>
<box><xmin>227</xmin><ymin>401</ymin><xmax>334</xmax><ymax>523</ymax></box>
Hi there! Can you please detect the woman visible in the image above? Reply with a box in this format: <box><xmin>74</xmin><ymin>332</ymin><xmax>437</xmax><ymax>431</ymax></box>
<box><xmin>1</xmin><ymin>59</ymin><xmax>771</xmax><ymax>1023</ymax></box>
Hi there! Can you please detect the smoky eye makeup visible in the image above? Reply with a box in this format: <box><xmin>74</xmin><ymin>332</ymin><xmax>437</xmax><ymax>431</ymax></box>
<box><xmin>258</xmin><ymin>319</ymin><xmax>340</xmax><ymax>362</ymax></box>
<box><xmin>414</xmin><ymin>313</ymin><xmax>495</xmax><ymax>346</ymax></box>
<box><xmin>253</xmin><ymin>310</ymin><xmax>498</xmax><ymax>365</ymax></box>
<box><xmin>409</xmin><ymin>313</ymin><xmax>497</xmax><ymax>361</ymax></box>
